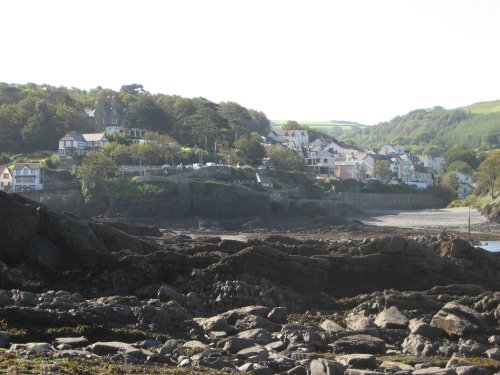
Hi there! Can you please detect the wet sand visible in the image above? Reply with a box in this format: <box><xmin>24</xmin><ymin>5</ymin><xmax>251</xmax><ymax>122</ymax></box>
<box><xmin>354</xmin><ymin>207</ymin><xmax>488</xmax><ymax>227</ymax></box>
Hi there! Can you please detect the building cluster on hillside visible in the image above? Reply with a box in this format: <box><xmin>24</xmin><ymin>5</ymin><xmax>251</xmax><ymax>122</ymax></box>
<box><xmin>2</xmin><ymin>114</ymin><xmax>475</xmax><ymax>198</ymax></box>
<box><xmin>267</xmin><ymin>129</ymin><xmax>450</xmax><ymax>190</ymax></box>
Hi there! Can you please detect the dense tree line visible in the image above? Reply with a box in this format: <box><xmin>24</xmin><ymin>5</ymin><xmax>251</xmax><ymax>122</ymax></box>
<box><xmin>340</xmin><ymin>106</ymin><xmax>500</xmax><ymax>154</ymax></box>
<box><xmin>0</xmin><ymin>83</ymin><xmax>271</xmax><ymax>154</ymax></box>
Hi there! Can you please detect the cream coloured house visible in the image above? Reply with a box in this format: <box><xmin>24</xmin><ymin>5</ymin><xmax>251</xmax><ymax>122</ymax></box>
<box><xmin>0</xmin><ymin>165</ymin><xmax>13</xmax><ymax>191</ymax></box>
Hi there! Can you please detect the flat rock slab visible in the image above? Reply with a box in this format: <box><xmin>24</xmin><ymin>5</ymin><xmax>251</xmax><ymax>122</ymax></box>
<box><xmin>413</xmin><ymin>367</ymin><xmax>458</xmax><ymax>375</ymax></box>
<box><xmin>337</xmin><ymin>354</ymin><xmax>377</xmax><ymax>369</ymax></box>
<box><xmin>380</xmin><ymin>361</ymin><xmax>414</xmax><ymax>372</ymax></box>
<box><xmin>236</xmin><ymin>345</ymin><xmax>269</xmax><ymax>361</ymax></box>
<box><xmin>52</xmin><ymin>336</ymin><xmax>89</xmax><ymax>348</ymax></box>
<box><xmin>90</xmin><ymin>341</ymin><xmax>137</xmax><ymax>355</ymax></box>
<box><xmin>223</xmin><ymin>337</ymin><xmax>256</xmax><ymax>354</ymax></box>
<box><xmin>344</xmin><ymin>370</ymin><xmax>384</xmax><ymax>375</ymax></box>
<box><xmin>332</xmin><ymin>334</ymin><xmax>386</xmax><ymax>354</ymax></box>
<box><xmin>182</xmin><ymin>340</ymin><xmax>207</xmax><ymax>353</ymax></box>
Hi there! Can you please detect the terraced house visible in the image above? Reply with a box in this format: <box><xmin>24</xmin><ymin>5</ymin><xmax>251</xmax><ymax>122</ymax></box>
<box><xmin>12</xmin><ymin>163</ymin><xmax>44</xmax><ymax>192</ymax></box>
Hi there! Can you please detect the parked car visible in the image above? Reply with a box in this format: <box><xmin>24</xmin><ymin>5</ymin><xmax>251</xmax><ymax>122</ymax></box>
<box><xmin>192</xmin><ymin>163</ymin><xmax>204</xmax><ymax>170</ymax></box>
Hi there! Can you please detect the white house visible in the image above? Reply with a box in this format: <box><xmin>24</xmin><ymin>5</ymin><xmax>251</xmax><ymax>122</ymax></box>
<box><xmin>454</xmin><ymin>171</ymin><xmax>475</xmax><ymax>199</ymax></box>
<box><xmin>0</xmin><ymin>165</ymin><xmax>13</xmax><ymax>192</ymax></box>
<box><xmin>310</xmin><ymin>149</ymin><xmax>336</xmax><ymax>178</ymax></box>
<box><xmin>268</xmin><ymin>129</ymin><xmax>309</xmax><ymax>148</ymax></box>
<box><xmin>12</xmin><ymin>163</ymin><xmax>44</xmax><ymax>192</ymax></box>
<box><xmin>59</xmin><ymin>132</ymin><xmax>108</xmax><ymax>158</ymax></box>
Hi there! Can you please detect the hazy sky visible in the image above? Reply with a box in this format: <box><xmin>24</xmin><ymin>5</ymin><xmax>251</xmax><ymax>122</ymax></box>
<box><xmin>1</xmin><ymin>0</ymin><xmax>499</xmax><ymax>124</ymax></box>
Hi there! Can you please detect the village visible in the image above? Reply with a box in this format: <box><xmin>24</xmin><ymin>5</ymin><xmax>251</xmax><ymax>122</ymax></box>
<box><xmin>0</xmin><ymin>99</ymin><xmax>475</xmax><ymax>201</ymax></box>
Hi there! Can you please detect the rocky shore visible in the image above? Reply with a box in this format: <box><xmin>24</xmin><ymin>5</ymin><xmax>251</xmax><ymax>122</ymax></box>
<box><xmin>0</xmin><ymin>191</ymin><xmax>499</xmax><ymax>374</ymax></box>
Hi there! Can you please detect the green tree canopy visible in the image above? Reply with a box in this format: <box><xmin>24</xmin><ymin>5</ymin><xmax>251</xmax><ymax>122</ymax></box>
<box><xmin>475</xmin><ymin>149</ymin><xmax>500</xmax><ymax>198</ymax></box>
<box><xmin>444</xmin><ymin>144</ymin><xmax>480</xmax><ymax>169</ymax></box>
<box><xmin>267</xmin><ymin>145</ymin><xmax>306</xmax><ymax>172</ymax></box>
<box><xmin>235</xmin><ymin>134</ymin><xmax>266</xmax><ymax>166</ymax></box>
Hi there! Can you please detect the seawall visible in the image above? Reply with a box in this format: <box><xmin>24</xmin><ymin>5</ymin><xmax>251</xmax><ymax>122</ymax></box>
<box><xmin>340</xmin><ymin>192</ymin><xmax>444</xmax><ymax>211</ymax></box>
<box><xmin>17</xmin><ymin>187</ymin><xmax>85</xmax><ymax>216</ymax></box>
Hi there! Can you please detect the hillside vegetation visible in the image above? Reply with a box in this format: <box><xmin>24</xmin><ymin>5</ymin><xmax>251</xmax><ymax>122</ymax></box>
<box><xmin>340</xmin><ymin>105</ymin><xmax>500</xmax><ymax>154</ymax></box>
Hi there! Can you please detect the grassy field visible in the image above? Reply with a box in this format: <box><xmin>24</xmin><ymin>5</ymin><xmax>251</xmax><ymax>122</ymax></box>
<box><xmin>460</xmin><ymin>99</ymin><xmax>500</xmax><ymax>114</ymax></box>
<box><xmin>271</xmin><ymin>120</ymin><xmax>369</xmax><ymax>136</ymax></box>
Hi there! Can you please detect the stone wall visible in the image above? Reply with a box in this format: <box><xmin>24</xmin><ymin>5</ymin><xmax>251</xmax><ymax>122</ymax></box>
<box><xmin>340</xmin><ymin>192</ymin><xmax>444</xmax><ymax>211</ymax></box>
<box><xmin>17</xmin><ymin>187</ymin><xmax>85</xmax><ymax>216</ymax></box>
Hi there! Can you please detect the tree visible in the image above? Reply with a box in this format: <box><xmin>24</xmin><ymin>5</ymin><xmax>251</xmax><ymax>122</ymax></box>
<box><xmin>73</xmin><ymin>151</ymin><xmax>118</xmax><ymax>200</ymax></box>
<box><xmin>442</xmin><ymin>172</ymin><xmax>459</xmax><ymax>190</ymax></box>
<box><xmin>476</xmin><ymin>149</ymin><xmax>500</xmax><ymax>198</ymax></box>
<box><xmin>235</xmin><ymin>134</ymin><xmax>266</xmax><ymax>166</ymax></box>
<box><xmin>446</xmin><ymin>160</ymin><xmax>473</xmax><ymax>175</ymax></box>
<box><xmin>282</xmin><ymin>120</ymin><xmax>303</xmax><ymax>130</ymax></box>
<box><xmin>128</xmin><ymin>94</ymin><xmax>171</xmax><ymax>133</ymax></box>
<box><xmin>219</xmin><ymin>102</ymin><xmax>251</xmax><ymax>146</ymax></box>
<box><xmin>144</xmin><ymin>131</ymin><xmax>181</xmax><ymax>165</ymax></box>
<box><xmin>247</xmin><ymin>109</ymin><xmax>271</xmax><ymax>136</ymax></box>
<box><xmin>373</xmin><ymin>160</ymin><xmax>392</xmax><ymax>182</ymax></box>
<box><xmin>267</xmin><ymin>145</ymin><xmax>306</xmax><ymax>172</ymax></box>
<box><xmin>443</xmin><ymin>144</ymin><xmax>480</xmax><ymax>169</ymax></box>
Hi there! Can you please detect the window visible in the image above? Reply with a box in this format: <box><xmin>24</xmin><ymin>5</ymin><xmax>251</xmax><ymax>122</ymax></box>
<box><xmin>3</xmin><ymin>173</ymin><xmax>8</xmax><ymax>178</ymax></box>
<box><xmin>324</xmin><ymin>158</ymin><xmax>327</xmax><ymax>163</ymax></box>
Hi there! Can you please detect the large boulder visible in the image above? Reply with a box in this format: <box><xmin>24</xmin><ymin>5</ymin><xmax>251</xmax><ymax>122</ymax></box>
<box><xmin>331</xmin><ymin>334</ymin><xmax>386</xmax><ymax>354</ymax></box>
<box><xmin>374</xmin><ymin>306</ymin><xmax>408</xmax><ymax>329</ymax></box>
<box><xmin>431</xmin><ymin>302</ymin><xmax>488</xmax><ymax>338</ymax></box>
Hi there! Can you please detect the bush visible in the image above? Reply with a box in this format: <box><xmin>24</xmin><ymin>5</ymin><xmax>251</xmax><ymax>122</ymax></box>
<box><xmin>448</xmin><ymin>196</ymin><xmax>478</xmax><ymax>208</ymax></box>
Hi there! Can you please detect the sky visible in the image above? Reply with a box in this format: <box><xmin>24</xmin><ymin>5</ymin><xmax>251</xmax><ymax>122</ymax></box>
<box><xmin>1</xmin><ymin>0</ymin><xmax>500</xmax><ymax>125</ymax></box>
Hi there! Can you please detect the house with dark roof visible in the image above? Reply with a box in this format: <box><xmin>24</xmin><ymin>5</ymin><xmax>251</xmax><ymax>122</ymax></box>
<box><xmin>12</xmin><ymin>163</ymin><xmax>44</xmax><ymax>192</ymax></box>
<box><xmin>268</xmin><ymin>129</ymin><xmax>309</xmax><ymax>148</ymax></box>
<box><xmin>58</xmin><ymin>132</ymin><xmax>108</xmax><ymax>158</ymax></box>
<box><xmin>85</xmin><ymin>98</ymin><xmax>146</xmax><ymax>138</ymax></box>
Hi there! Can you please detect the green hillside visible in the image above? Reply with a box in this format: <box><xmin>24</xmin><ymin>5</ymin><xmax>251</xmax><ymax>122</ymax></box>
<box><xmin>339</xmin><ymin>105</ymin><xmax>500</xmax><ymax>154</ymax></box>
<box><xmin>271</xmin><ymin>120</ymin><xmax>369</xmax><ymax>138</ymax></box>
<box><xmin>460</xmin><ymin>99</ymin><xmax>500</xmax><ymax>114</ymax></box>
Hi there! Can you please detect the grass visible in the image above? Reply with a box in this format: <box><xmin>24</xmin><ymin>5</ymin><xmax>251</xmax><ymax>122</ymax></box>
<box><xmin>0</xmin><ymin>351</ymin><xmax>227</xmax><ymax>374</ymax></box>
<box><xmin>461</xmin><ymin>99</ymin><xmax>500</xmax><ymax>114</ymax></box>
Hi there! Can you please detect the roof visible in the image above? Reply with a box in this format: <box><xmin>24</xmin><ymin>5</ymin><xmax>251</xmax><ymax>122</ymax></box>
<box><xmin>270</xmin><ymin>129</ymin><xmax>308</xmax><ymax>137</ymax></box>
<box><xmin>65</xmin><ymin>131</ymin><xmax>85</xmax><ymax>142</ymax></box>
<box><xmin>325</xmin><ymin>140</ymin><xmax>364</xmax><ymax>152</ymax></box>
<box><xmin>363</xmin><ymin>153</ymin><xmax>391</xmax><ymax>161</ymax></box>
<box><xmin>82</xmin><ymin>133</ymin><xmax>107</xmax><ymax>142</ymax></box>
<box><xmin>13</xmin><ymin>163</ymin><xmax>44</xmax><ymax>170</ymax></box>
<box><xmin>0</xmin><ymin>164</ymin><xmax>10</xmax><ymax>173</ymax></box>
